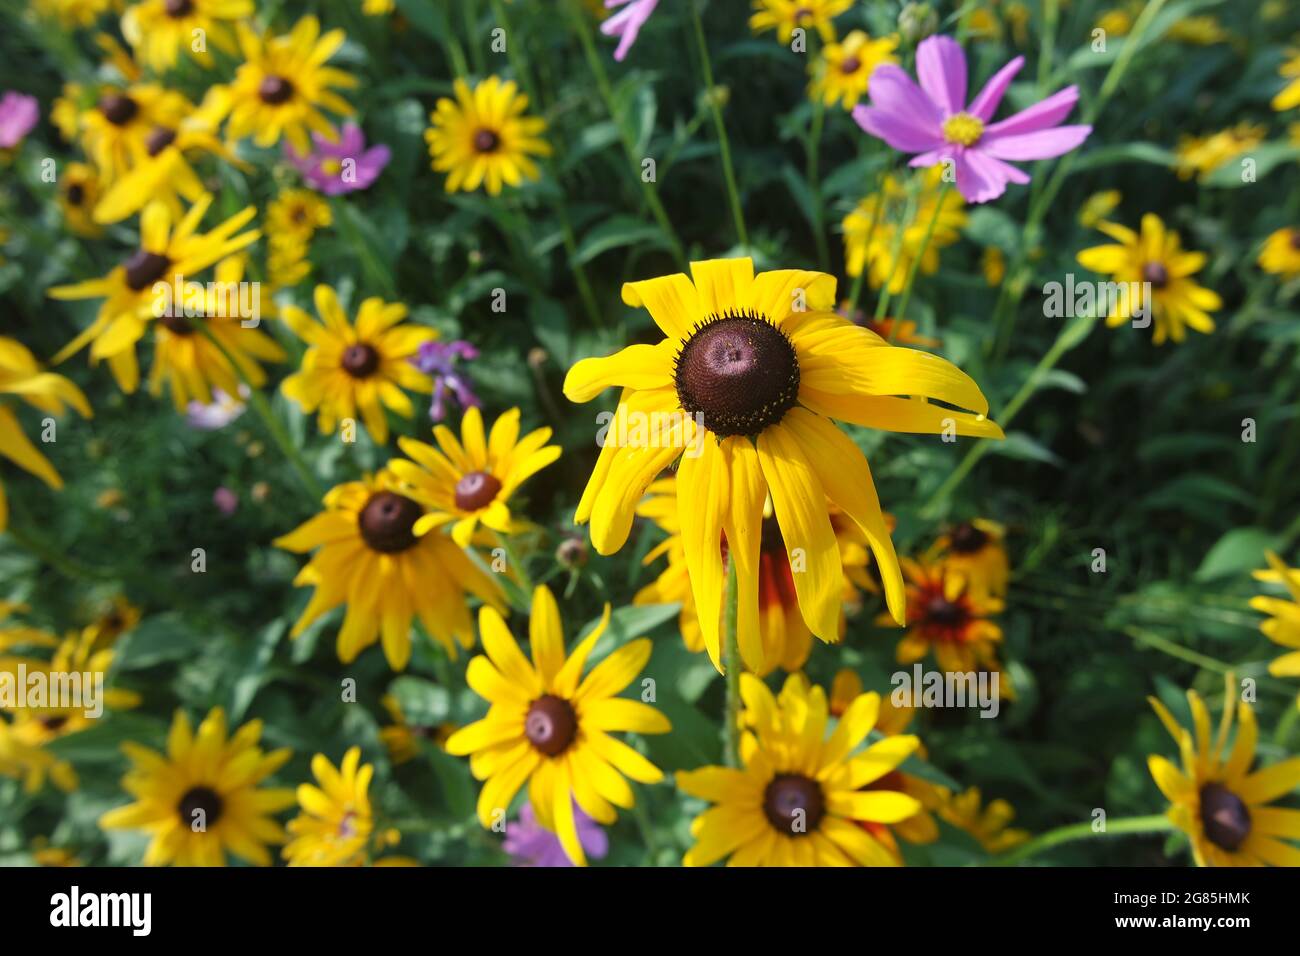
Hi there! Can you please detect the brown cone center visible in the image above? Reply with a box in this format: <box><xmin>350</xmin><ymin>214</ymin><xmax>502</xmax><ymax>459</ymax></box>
<box><xmin>949</xmin><ymin>522</ymin><xmax>989</xmax><ymax>554</ymax></box>
<box><xmin>525</xmin><ymin>695</ymin><xmax>577</xmax><ymax>757</ymax></box>
<box><xmin>454</xmin><ymin>470</ymin><xmax>501</xmax><ymax>512</ymax></box>
<box><xmin>358</xmin><ymin>492</ymin><xmax>422</xmax><ymax>553</ymax></box>
<box><xmin>258</xmin><ymin>75</ymin><xmax>294</xmax><ymax>105</ymax></box>
<box><xmin>145</xmin><ymin>126</ymin><xmax>177</xmax><ymax>156</ymax></box>
<box><xmin>840</xmin><ymin>56</ymin><xmax>862</xmax><ymax>74</ymax></box>
<box><xmin>1199</xmin><ymin>783</ymin><xmax>1250</xmax><ymax>852</ymax></box>
<box><xmin>473</xmin><ymin>129</ymin><xmax>501</xmax><ymax>153</ymax></box>
<box><xmin>98</xmin><ymin>93</ymin><xmax>138</xmax><ymax>126</ymax></box>
<box><xmin>763</xmin><ymin>773</ymin><xmax>825</xmax><ymax>835</ymax></box>
<box><xmin>165</xmin><ymin>0</ymin><xmax>194</xmax><ymax>16</ymax></box>
<box><xmin>1142</xmin><ymin>261</ymin><xmax>1169</xmax><ymax>288</ymax></box>
<box><xmin>177</xmin><ymin>785</ymin><xmax>224</xmax><ymax>827</ymax></box>
<box><xmin>341</xmin><ymin>344</ymin><xmax>380</xmax><ymax>378</ymax></box>
<box><xmin>123</xmin><ymin>249</ymin><xmax>171</xmax><ymax>291</ymax></box>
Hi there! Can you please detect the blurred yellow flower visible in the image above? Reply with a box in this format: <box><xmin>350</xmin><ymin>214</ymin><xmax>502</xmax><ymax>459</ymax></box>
<box><xmin>425</xmin><ymin>77</ymin><xmax>551</xmax><ymax>195</ymax></box>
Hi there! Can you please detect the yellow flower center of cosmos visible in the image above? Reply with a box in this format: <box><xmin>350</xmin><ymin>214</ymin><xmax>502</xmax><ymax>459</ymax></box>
<box><xmin>943</xmin><ymin>112</ymin><xmax>985</xmax><ymax>147</ymax></box>
<box><xmin>674</xmin><ymin>312</ymin><xmax>800</xmax><ymax>438</ymax></box>
<box><xmin>763</xmin><ymin>774</ymin><xmax>825</xmax><ymax>835</ymax></box>
<box><xmin>321</xmin><ymin>157</ymin><xmax>343</xmax><ymax>176</ymax></box>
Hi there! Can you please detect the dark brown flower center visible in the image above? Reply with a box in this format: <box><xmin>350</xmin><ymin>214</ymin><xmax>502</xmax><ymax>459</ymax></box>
<box><xmin>1199</xmin><ymin>783</ymin><xmax>1250</xmax><ymax>852</ymax></box>
<box><xmin>40</xmin><ymin>715</ymin><xmax>70</xmax><ymax>732</ymax></box>
<box><xmin>66</xmin><ymin>183</ymin><xmax>85</xmax><ymax>205</ymax></box>
<box><xmin>177</xmin><ymin>785</ymin><xmax>223</xmax><ymax>827</ymax></box>
<box><xmin>1141</xmin><ymin>261</ymin><xmax>1168</xmax><ymax>288</ymax></box>
<box><xmin>674</xmin><ymin>313</ymin><xmax>799</xmax><ymax>438</ymax></box>
<box><xmin>840</xmin><ymin>56</ymin><xmax>862</xmax><ymax>74</ymax></box>
<box><xmin>341</xmin><ymin>344</ymin><xmax>380</xmax><ymax>378</ymax></box>
<box><xmin>165</xmin><ymin>0</ymin><xmax>194</xmax><ymax>16</ymax></box>
<box><xmin>454</xmin><ymin>470</ymin><xmax>501</xmax><ymax>512</ymax></box>
<box><xmin>1290</xmin><ymin>229</ymin><xmax>1300</xmax><ymax>251</ymax></box>
<box><xmin>525</xmin><ymin>695</ymin><xmax>577</xmax><ymax>757</ymax></box>
<box><xmin>924</xmin><ymin>595</ymin><xmax>967</xmax><ymax>628</ymax></box>
<box><xmin>122</xmin><ymin>249</ymin><xmax>171</xmax><ymax>291</ymax></box>
<box><xmin>473</xmin><ymin>128</ymin><xmax>500</xmax><ymax>153</ymax></box>
<box><xmin>159</xmin><ymin>311</ymin><xmax>195</xmax><ymax>335</ymax></box>
<box><xmin>358</xmin><ymin>492</ymin><xmax>422</xmax><ymax>554</ymax></box>
<box><xmin>98</xmin><ymin>93</ymin><xmax>138</xmax><ymax>127</ymax></box>
<box><xmin>258</xmin><ymin>75</ymin><xmax>294</xmax><ymax>105</ymax></box>
<box><xmin>763</xmin><ymin>773</ymin><xmax>825</xmax><ymax>835</ymax></box>
<box><xmin>949</xmin><ymin>521</ymin><xmax>989</xmax><ymax>554</ymax></box>
<box><xmin>145</xmin><ymin>126</ymin><xmax>177</xmax><ymax>157</ymax></box>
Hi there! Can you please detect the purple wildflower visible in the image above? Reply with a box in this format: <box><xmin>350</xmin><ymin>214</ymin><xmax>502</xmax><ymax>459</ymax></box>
<box><xmin>503</xmin><ymin>800</ymin><xmax>609</xmax><ymax>867</ymax></box>
<box><xmin>285</xmin><ymin>123</ymin><xmax>391</xmax><ymax>196</ymax></box>
<box><xmin>213</xmin><ymin>487</ymin><xmax>239</xmax><ymax>516</ymax></box>
<box><xmin>412</xmin><ymin>339</ymin><xmax>480</xmax><ymax>422</ymax></box>
<box><xmin>852</xmin><ymin>36</ymin><xmax>1092</xmax><ymax>204</ymax></box>
<box><xmin>0</xmin><ymin>92</ymin><xmax>39</xmax><ymax>149</ymax></box>
<box><xmin>601</xmin><ymin>0</ymin><xmax>659</xmax><ymax>62</ymax></box>
<box><xmin>185</xmin><ymin>386</ymin><xmax>248</xmax><ymax>430</ymax></box>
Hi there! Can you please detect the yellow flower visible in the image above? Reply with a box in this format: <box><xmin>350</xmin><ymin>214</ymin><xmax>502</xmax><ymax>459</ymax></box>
<box><xmin>223</xmin><ymin>15</ymin><xmax>357</xmax><ymax>154</ymax></box>
<box><xmin>843</xmin><ymin>168</ymin><xmax>967</xmax><ymax>294</ymax></box>
<box><xmin>563</xmin><ymin>257</ymin><xmax>1001</xmax><ymax>674</ymax></box>
<box><xmin>99</xmin><ymin>707</ymin><xmax>296</xmax><ymax>866</ymax></box>
<box><xmin>1077</xmin><ymin>213</ymin><xmax>1221</xmax><ymax>345</ymax></box>
<box><xmin>389</xmin><ymin>406</ymin><xmax>561</xmax><ymax>548</ymax></box>
<box><xmin>51</xmin><ymin>83</ymin><xmax>88</xmax><ymax>144</ymax></box>
<box><xmin>274</xmin><ymin>469</ymin><xmax>507</xmax><ymax>669</ymax></box>
<box><xmin>122</xmin><ymin>0</ymin><xmax>251</xmax><ymax>72</ymax></box>
<box><xmin>1078</xmin><ymin>188</ymin><xmax>1121</xmax><ymax>229</ymax></box>
<box><xmin>1257</xmin><ymin>227</ymin><xmax>1300</xmax><ymax>281</ymax></box>
<box><xmin>425</xmin><ymin>77</ymin><xmax>551</xmax><ymax>195</ymax></box>
<box><xmin>445</xmin><ymin>585</ymin><xmax>670</xmax><ymax>866</ymax></box>
<box><xmin>750</xmin><ymin>0</ymin><xmax>851</xmax><ymax>45</ymax></box>
<box><xmin>678</xmin><ymin>673</ymin><xmax>922</xmax><ymax>865</ymax></box>
<box><xmin>809</xmin><ymin>31</ymin><xmax>898</xmax><ymax>110</ymax></box>
<box><xmin>379</xmin><ymin>695</ymin><xmax>454</xmax><ymax>765</ymax></box>
<box><xmin>147</xmin><ymin>255</ymin><xmax>287</xmax><ymax>412</ymax></box>
<box><xmin>77</xmin><ymin>83</ymin><xmax>192</xmax><ymax>185</ymax></box>
<box><xmin>361</xmin><ymin>0</ymin><xmax>395</xmax><ymax>14</ymax></box>
<box><xmin>981</xmin><ymin>247</ymin><xmax>1005</xmax><ymax>287</ymax></box>
<box><xmin>1167</xmin><ymin>16</ymin><xmax>1230</xmax><ymax>46</ymax></box>
<box><xmin>1275</xmin><ymin>50</ymin><xmax>1300</xmax><ymax>112</ymax></box>
<box><xmin>58</xmin><ymin>162</ymin><xmax>103</xmax><ymax>238</ymax></box>
<box><xmin>1148</xmin><ymin>673</ymin><xmax>1300</xmax><ymax>866</ymax></box>
<box><xmin>31</xmin><ymin>0</ymin><xmax>111</xmax><ymax>28</ymax></box>
<box><xmin>930</xmin><ymin>518</ymin><xmax>1009</xmax><ymax>599</ymax></box>
<box><xmin>49</xmin><ymin>194</ymin><xmax>260</xmax><ymax>393</ymax></box>
<box><xmin>935</xmin><ymin>785</ymin><xmax>1030</xmax><ymax>853</ymax></box>
<box><xmin>267</xmin><ymin>232</ymin><xmax>313</xmax><ymax>289</ymax></box>
<box><xmin>0</xmin><ymin>337</ymin><xmax>93</xmax><ymax>531</ymax></box>
<box><xmin>1250</xmin><ymin>551</ymin><xmax>1300</xmax><ymax>705</ymax></box>
<box><xmin>279</xmin><ymin>285</ymin><xmax>435</xmax><ymax>444</ymax></box>
<box><xmin>0</xmin><ymin>720</ymin><xmax>78</xmax><ymax>793</ymax></box>
<box><xmin>283</xmin><ymin>747</ymin><xmax>375</xmax><ymax>866</ymax></box>
<box><xmin>84</xmin><ymin>596</ymin><xmax>142</xmax><ymax>649</ymax></box>
<box><xmin>0</xmin><ymin>603</ymin><xmax>59</xmax><ymax>653</ymax></box>
<box><xmin>266</xmin><ymin>188</ymin><xmax>332</xmax><ymax>240</ymax></box>
<box><xmin>1174</xmin><ymin>123</ymin><xmax>1265</xmax><ymax>182</ymax></box>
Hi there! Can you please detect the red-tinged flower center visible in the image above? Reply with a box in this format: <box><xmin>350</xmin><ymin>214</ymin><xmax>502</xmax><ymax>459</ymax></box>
<box><xmin>1142</xmin><ymin>261</ymin><xmax>1169</xmax><ymax>288</ymax></box>
<box><xmin>1199</xmin><ymin>783</ymin><xmax>1250</xmax><ymax>851</ymax></box>
<box><xmin>942</xmin><ymin>112</ymin><xmax>984</xmax><ymax>147</ymax></box>
<box><xmin>358</xmin><ymin>492</ymin><xmax>423</xmax><ymax>554</ymax></box>
<box><xmin>341</xmin><ymin>344</ymin><xmax>380</xmax><ymax>378</ymax></box>
<box><xmin>122</xmin><ymin>249</ymin><xmax>171</xmax><ymax>291</ymax></box>
<box><xmin>98</xmin><ymin>93</ymin><xmax>138</xmax><ymax>126</ymax></box>
<box><xmin>473</xmin><ymin>128</ymin><xmax>501</xmax><ymax>154</ymax></box>
<box><xmin>840</xmin><ymin>56</ymin><xmax>862</xmax><ymax>75</ymax></box>
<box><xmin>258</xmin><ymin>75</ymin><xmax>294</xmax><ymax>105</ymax></box>
<box><xmin>177</xmin><ymin>785</ymin><xmax>224</xmax><ymax>827</ymax></box>
<box><xmin>763</xmin><ymin>773</ymin><xmax>825</xmax><ymax>835</ymax></box>
<box><xmin>145</xmin><ymin>126</ymin><xmax>177</xmax><ymax>157</ymax></box>
<box><xmin>675</xmin><ymin>312</ymin><xmax>800</xmax><ymax>438</ymax></box>
<box><xmin>165</xmin><ymin>0</ymin><xmax>194</xmax><ymax>17</ymax></box>
<box><xmin>915</xmin><ymin>577</ymin><xmax>973</xmax><ymax>641</ymax></box>
<box><xmin>525</xmin><ymin>695</ymin><xmax>577</xmax><ymax>757</ymax></box>
<box><xmin>454</xmin><ymin>470</ymin><xmax>501</xmax><ymax>512</ymax></box>
<box><xmin>948</xmin><ymin>521</ymin><xmax>989</xmax><ymax>554</ymax></box>
<box><xmin>1289</xmin><ymin>229</ymin><xmax>1300</xmax><ymax>251</ymax></box>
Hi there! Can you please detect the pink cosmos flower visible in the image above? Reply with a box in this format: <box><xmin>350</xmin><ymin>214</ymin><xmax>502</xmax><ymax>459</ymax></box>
<box><xmin>852</xmin><ymin>35</ymin><xmax>1091</xmax><ymax>204</ymax></box>
<box><xmin>0</xmin><ymin>91</ymin><xmax>39</xmax><ymax>149</ymax></box>
<box><xmin>285</xmin><ymin>123</ymin><xmax>391</xmax><ymax>196</ymax></box>
<box><xmin>601</xmin><ymin>0</ymin><xmax>659</xmax><ymax>62</ymax></box>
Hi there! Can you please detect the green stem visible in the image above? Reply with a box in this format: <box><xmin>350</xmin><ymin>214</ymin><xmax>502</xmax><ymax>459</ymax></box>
<box><xmin>992</xmin><ymin>815</ymin><xmax>1172</xmax><ymax>866</ymax></box>
<box><xmin>893</xmin><ymin>179</ymin><xmax>952</xmax><ymax>328</ymax></box>
<box><xmin>806</xmin><ymin>98</ymin><xmax>829</xmax><ymax>270</ymax></box>
<box><xmin>4</xmin><ymin>523</ymin><xmax>113</xmax><ymax>580</ymax></box>
<box><xmin>873</xmin><ymin>180</ymin><xmax>920</xmax><ymax>323</ymax></box>
<box><xmin>688</xmin><ymin>0</ymin><xmax>748</xmax><ymax>249</ymax></box>
<box><xmin>722</xmin><ymin>558</ymin><xmax>741</xmax><ymax>767</ymax></box>
<box><xmin>1125</xmin><ymin>626</ymin><xmax>1242</xmax><ymax>676</ymax></box>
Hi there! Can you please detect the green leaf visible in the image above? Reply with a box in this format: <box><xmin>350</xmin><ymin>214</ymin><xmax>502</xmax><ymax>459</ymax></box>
<box><xmin>1072</xmin><ymin>143</ymin><xmax>1177</xmax><ymax>173</ymax></box>
<box><xmin>388</xmin><ymin>676</ymin><xmax>452</xmax><ymax>726</ymax></box>
<box><xmin>112</xmin><ymin>614</ymin><xmax>208</xmax><ymax>671</ymax></box>
<box><xmin>575</xmin><ymin>216</ymin><xmax>671</xmax><ymax>265</ymax></box>
<box><xmin>964</xmin><ymin>207</ymin><xmax>1020</xmax><ymax>254</ymax></box>
<box><xmin>1194</xmin><ymin>528</ymin><xmax>1280</xmax><ymax>582</ymax></box>
<box><xmin>989</xmin><ymin>431</ymin><xmax>1063</xmax><ymax>467</ymax></box>
<box><xmin>1203</xmin><ymin>143</ymin><xmax>1300</xmax><ymax>188</ymax></box>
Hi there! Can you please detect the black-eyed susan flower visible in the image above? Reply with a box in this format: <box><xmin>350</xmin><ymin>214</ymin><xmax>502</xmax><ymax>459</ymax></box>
<box><xmin>49</xmin><ymin>194</ymin><xmax>260</xmax><ymax>393</ymax></box>
<box><xmin>564</xmin><ymin>257</ymin><xmax>1002</xmax><ymax>673</ymax></box>
<box><xmin>425</xmin><ymin>77</ymin><xmax>551</xmax><ymax>195</ymax></box>
<box><xmin>809</xmin><ymin>30</ymin><xmax>898</xmax><ymax>110</ymax></box>
<box><xmin>935</xmin><ymin>785</ymin><xmax>1029</xmax><ymax>853</ymax></box>
<box><xmin>266</xmin><ymin>187</ymin><xmax>332</xmax><ymax>239</ymax></box>
<box><xmin>445</xmin><ymin>585</ymin><xmax>669</xmax><ymax>866</ymax></box>
<box><xmin>1174</xmin><ymin>123</ymin><xmax>1265</xmax><ymax>182</ymax></box>
<box><xmin>280</xmin><ymin>285</ymin><xmax>435</xmax><ymax>444</ymax></box>
<box><xmin>84</xmin><ymin>595</ymin><xmax>142</xmax><ymax>650</ymax></box>
<box><xmin>1250</xmin><ymin>551</ymin><xmax>1300</xmax><ymax>703</ymax></box>
<box><xmin>57</xmin><ymin>162</ymin><xmax>103</xmax><ymax>237</ymax></box>
<box><xmin>0</xmin><ymin>603</ymin><xmax>58</xmax><ymax>653</ymax></box>
<box><xmin>1077</xmin><ymin>214</ymin><xmax>1221</xmax><ymax>345</ymax></box>
<box><xmin>1275</xmin><ymin>49</ymin><xmax>1300</xmax><ymax>112</ymax></box>
<box><xmin>274</xmin><ymin>468</ymin><xmax>506</xmax><ymax>669</ymax></box>
<box><xmin>282</xmin><ymin>747</ymin><xmax>374</xmax><ymax>866</ymax></box>
<box><xmin>0</xmin><ymin>720</ymin><xmax>78</xmax><ymax>793</ymax></box>
<box><xmin>390</xmin><ymin>406</ymin><xmax>561</xmax><ymax>548</ymax></box>
<box><xmin>147</xmin><ymin>256</ymin><xmax>286</xmax><ymax>412</ymax></box>
<box><xmin>843</xmin><ymin>168</ymin><xmax>967</xmax><ymax>294</ymax></box>
<box><xmin>223</xmin><ymin>16</ymin><xmax>357</xmax><ymax>154</ymax></box>
<box><xmin>99</xmin><ymin>707</ymin><xmax>295</xmax><ymax>866</ymax></box>
<box><xmin>1258</xmin><ymin>227</ymin><xmax>1300</xmax><ymax>281</ymax></box>
<box><xmin>931</xmin><ymin>518</ymin><xmax>1009</xmax><ymax>599</ymax></box>
<box><xmin>749</xmin><ymin>0</ymin><xmax>850</xmax><ymax>45</ymax></box>
<box><xmin>78</xmin><ymin>83</ymin><xmax>191</xmax><ymax>184</ymax></box>
<box><xmin>0</xmin><ymin>337</ymin><xmax>92</xmax><ymax>532</ymax></box>
<box><xmin>122</xmin><ymin>0</ymin><xmax>251</xmax><ymax>73</ymax></box>
<box><xmin>678</xmin><ymin>673</ymin><xmax>921</xmax><ymax>866</ymax></box>
<box><xmin>1148</xmin><ymin>673</ymin><xmax>1300</xmax><ymax>866</ymax></box>
<box><xmin>31</xmin><ymin>0</ymin><xmax>111</xmax><ymax>26</ymax></box>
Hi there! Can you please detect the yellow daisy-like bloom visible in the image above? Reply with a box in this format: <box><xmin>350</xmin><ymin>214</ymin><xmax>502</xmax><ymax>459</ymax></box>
<box><xmin>99</xmin><ymin>707</ymin><xmax>296</xmax><ymax>867</ymax></box>
<box><xmin>678</xmin><ymin>673</ymin><xmax>921</xmax><ymax>866</ymax></box>
<box><xmin>445</xmin><ymin>585</ymin><xmax>670</xmax><ymax>866</ymax></box>
<box><xmin>122</xmin><ymin>0</ymin><xmax>251</xmax><ymax>73</ymax></box>
<box><xmin>1174</xmin><ymin>123</ymin><xmax>1266</xmax><ymax>182</ymax></box>
<box><xmin>1257</xmin><ymin>227</ymin><xmax>1300</xmax><ymax>281</ymax></box>
<box><xmin>1078</xmin><ymin>188</ymin><xmax>1122</xmax><ymax>229</ymax></box>
<box><xmin>632</xmin><ymin>476</ymin><xmax>871</xmax><ymax>675</ymax></box>
<box><xmin>930</xmin><ymin>518</ymin><xmax>1009</xmax><ymax>599</ymax></box>
<box><xmin>563</xmin><ymin>256</ymin><xmax>1002</xmax><ymax>674</ymax></box>
<box><xmin>809</xmin><ymin>31</ymin><xmax>899</xmax><ymax>110</ymax></box>
<box><xmin>274</xmin><ymin>469</ymin><xmax>506</xmax><ymax>669</ymax></box>
<box><xmin>147</xmin><ymin>255</ymin><xmax>286</xmax><ymax>412</ymax></box>
<box><xmin>48</xmin><ymin>194</ymin><xmax>260</xmax><ymax>393</ymax></box>
<box><xmin>844</xmin><ymin>168</ymin><xmax>968</xmax><ymax>294</ymax></box>
<box><xmin>0</xmin><ymin>337</ymin><xmax>93</xmax><ymax>532</ymax></box>
<box><xmin>935</xmin><ymin>785</ymin><xmax>1030</xmax><ymax>853</ymax></box>
<box><xmin>882</xmin><ymin>558</ymin><xmax>1010</xmax><ymax>692</ymax></box>
<box><xmin>0</xmin><ymin>603</ymin><xmax>58</xmax><ymax>653</ymax></box>
<box><xmin>0</xmin><ymin>719</ymin><xmax>78</xmax><ymax>793</ymax></box>
<box><xmin>390</xmin><ymin>406</ymin><xmax>561</xmax><ymax>549</ymax></box>
<box><xmin>362</xmin><ymin>0</ymin><xmax>395</xmax><ymax>15</ymax></box>
<box><xmin>1147</xmin><ymin>673</ymin><xmax>1300</xmax><ymax>866</ymax></box>
<box><xmin>750</xmin><ymin>0</ymin><xmax>851</xmax><ymax>45</ymax></box>
<box><xmin>78</xmin><ymin>83</ymin><xmax>192</xmax><ymax>185</ymax></box>
<box><xmin>1250</xmin><ymin>551</ymin><xmax>1300</xmax><ymax>704</ymax></box>
<box><xmin>84</xmin><ymin>596</ymin><xmax>142</xmax><ymax>650</ymax></box>
<box><xmin>379</xmin><ymin>694</ymin><xmax>454</xmax><ymax>765</ymax></box>
<box><xmin>981</xmin><ymin>247</ymin><xmax>1006</xmax><ymax>287</ymax></box>
<box><xmin>282</xmin><ymin>747</ymin><xmax>375</xmax><ymax>866</ymax></box>
<box><xmin>223</xmin><ymin>16</ymin><xmax>357</xmax><ymax>154</ymax></box>
<box><xmin>1275</xmin><ymin>50</ymin><xmax>1300</xmax><ymax>112</ymax></box>
<box><xmin>267</xmin><ymin>232</ymin><xmax>313</xmax><ymax>289</ymax></box>
<box><xmin>1076</xmin><ymin>214</ymin><xmax>1222</xmax><ymax>346</ymax></box>
<box><xmin>58</xmin><ymin>162</ymin><xmax>103</xmax><ymax>238</ymax></box>
<box><xmin>1167</xmin><ymin>16</ymin><xmax>1230</xmax><ymax>46</ymax></box>
<box><xmin>279</xmin><ymin>285</ymin><xmax>435</xmax><ymax>444</ymax></box>
<box><xmin>266</xmin><ymin>188</ymin><xmax>332</xmax><ymax>240</ymax></box>
<box><xmin>31</xmin><ymin>0</ymin><xmax>112</xmax><ymax>28</ymax></box>
<box><xmin>425</xmin><ymin>77</ymin><xmax>551</xmax><ymax>195</ymax></box>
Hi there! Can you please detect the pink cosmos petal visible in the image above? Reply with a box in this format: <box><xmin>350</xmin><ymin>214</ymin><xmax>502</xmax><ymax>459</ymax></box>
<box><xmin>333</xmin><ymin>123</ymin><xmax>365</xmax><ymax>157</ymax></box>
<box><xmin>602</xmin><ymin>0</ymin><xmax>659</xmax><ymax>62</ymax></box>
<box><xmin>954</xmin><ymin>150</ymin><xmax>1028</xmax><ymax>204</ymax></box>
<box><xmin>0</xmin><ymin>91</ymin><xmax>39</xmax><ymax>148</ymax></box>
<box><xmin>984</xmin><ymin>86</ymin><xmax>1081</xmax><ymax>138</ymax></box>
<box><xmin>967</xmin><ymin>55</ymin><xmax>1025</xmax><ymax>122</ymax></box>
<box><xmin>852</xmin><ymin>67</ymin><xmax>944</xmax><ymax>152</ymax></box>
<box><xmin>981</xmin><ymin>124</ymin><xmax>1093</xmax><ymax>162</ymax></box>
<box><xmin>915</xmin><ymin>35</ymin><xmax>968</xmax><ymax>116</ymax></box>
<box><xmin>908</xmin><ymin>147</ymin><xmax>955</xmax><ymax>169</ymax></box>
